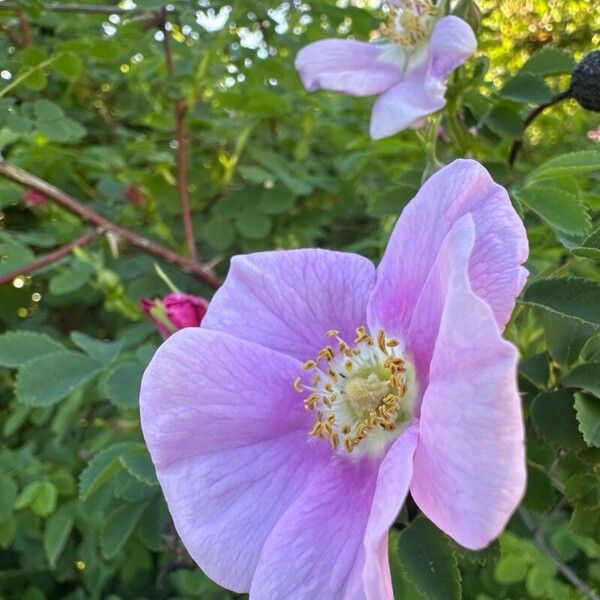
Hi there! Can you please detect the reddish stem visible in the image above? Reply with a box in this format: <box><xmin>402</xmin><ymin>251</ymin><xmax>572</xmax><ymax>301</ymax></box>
<box><xmin>0</xmin><ymin>160</ymin><xmax>220</xmax><ymax>288</ymax></box>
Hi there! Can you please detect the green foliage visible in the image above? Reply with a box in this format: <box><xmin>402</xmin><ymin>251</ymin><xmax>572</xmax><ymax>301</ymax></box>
<box><xmin>0</xmin><ymin>0</ymin><xmax>599</xmax><ymax>598</ymax></box>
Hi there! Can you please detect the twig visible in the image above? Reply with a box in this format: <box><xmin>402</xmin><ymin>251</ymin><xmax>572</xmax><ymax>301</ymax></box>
<box><xmin>0</xmin><ymin>160</ymin><xmax>220</xmax><ymax>288</ymax></box>
<box><xmin>508</xmin><ymin>90</ymin><xmax>572</xmax><ymax>167</ymax></box>
<box><xmin>519</xmin><ymin>508</ymin><xmax>600</xmax><ymax>600</ymax></box>
<box><xmin>0</xmin><ymin>229</ymin><xmax>102</xmax><ymax>286</ymax></box>
<box><xmin>159</xmin><ymin>8</ymin><xmax>198</xmax><ymax>260</ymax></box>
<box><xmin>0</xmin><ymin>1</ymin><xmax>174</xmax><ymax>14</ymax></box>
<box><xmin>17</xmin><ymin>7</ymin><xmax>32</xmax><ymax>46</ymax></box>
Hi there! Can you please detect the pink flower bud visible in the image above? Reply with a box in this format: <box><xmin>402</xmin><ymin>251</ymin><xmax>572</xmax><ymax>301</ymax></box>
<box><xmin>140</xmin><ymin>293</ymin><xmax>209</xmax><ymax>338</ymax></box>
<box><xmin>588</xmin><ymin>125</ymin><xmax>600</xmax><ymax>142</ymax></box>
<box><xmin>124</xmin><ymin>185</ymin><xmax>147</xmax><ymax>207</ymax></box>
<box><xmin>24</xmin><ymin>189</ymin><xmax>46</xmax><ymax>207</ymax></box>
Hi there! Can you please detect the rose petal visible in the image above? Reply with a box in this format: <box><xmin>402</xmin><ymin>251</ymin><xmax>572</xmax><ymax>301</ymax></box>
<box><xmin>202</xmin><ymin>249</ymin><xmax>376</xmax><ymax>361</ymax></box>
<box><xmin>368</xmin><ymin>160</ymin><xmax>528</xmax><ymax>349</ymax></box>
<box><xmin>410</xmin><ymin>215</ymin><xmax>526</xmax><ymax>549</ymax></box>
<box><xmin>369</xmin><ymin>67</ymin><xmax>446</xmax><ymax>139</ymax></box>
<box><xmin>295</xmin><ymin>40</ymin><xmax>401</xmax><ymax>96</ymax></box>
<box><xmin>428</xmin><ymin>16</ymin><xmax>477</xmax><ymax>82</ymax></box>
<box><xmin>363</xmin><ymin>425</ymin><xmax>419</xmax><ymax>599</ymax></box>
<box><xmin>140</xmin><ymin>328</ymin><xmax>326</xmax><ymax>591</ymax></box>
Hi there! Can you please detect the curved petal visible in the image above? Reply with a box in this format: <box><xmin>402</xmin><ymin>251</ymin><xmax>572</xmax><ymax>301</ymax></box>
<box><xmin>369</xmin><ymin>67</ymin><xmax>445</xmax><ymax>139</ymax></box>
<box><xmin>363</xmin><ymin>425</ymin><xmax>419</xmax><ymax>600</ymax></box>
<box><xmin>250</xmin><ymin>428</ymin><xmax>418</xmax><ymax>600</ymax></box>
<box><xmin>410</xmin><ymin>216</ymin><xmax>526</xmax><ymax>550</ymax></box>
<box><xmin>295</xmin><ymin>39</ymin><xmax>401</xmax><ymax>97</ymax></box>
<box><xmin>428</xmin><ymin>16</ymin><xmax>477</xmax><ymax>82</ymax></box>
<box><xmin>202</xmin><ymin>249</ymin><xmax>376</xmax><ymax>362</ymax></box>
<box><xmin>140</xmin><ymin>328</ymin><xmax>326</xmax><ymax>591</ymax></box>
<box><xmin>367</xmin><ymin>160</ymin><xmax>528</xmax><ymax>349</ymax></box>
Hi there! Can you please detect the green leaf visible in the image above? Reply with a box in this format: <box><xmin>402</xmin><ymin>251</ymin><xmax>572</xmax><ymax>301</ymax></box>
<box><xmin>396</xmin><ymin>516</ymin><xmax>461</xmax><ymax>600</ymax></box>
<box><xmin>528</xmin><ymin>151</ymin><xmax>600</xmax><ymax>183</ymax></box>
<box><xmin>100</xmin><ymin>500</ymin><xmax>148</xmax><ymax>559</ymax></box>
<box><xmin>574</xmin><ymin>226</ymin><xmax>600</xmax><ymax>261</ymax></box>
<box><xmin>0</xmin><ymin>331</ymin><xmax>64</xmax><ymax>368</ymax></box>
<box><xmin>33</xmin><ymin>99</ymin><xmax>64</xmax><ymax>121</ymax></box>
<box><xmin>70</xmin><ymin>331</ymin><xmax>123</xmax><ymax>365</ymax></box>
<box><xmin>15</xmin><ymin>351</ymin><xmax>102</xmax><ymax>407</ymax></box>
<box><xmin>101</xmin><ymin>359</ymin><xmax>144</xmax><ymax>409</ymax></box>
<box><xmin>565</xmin><ymin>473</ymin><xmax>600</xmax><ymax>509</ymax></box>
<box><xmin>79</xmin><ymin>442</ymin><xmax>138</xmax><ymax>500</ymax></box>
<box><xmin>51</xmin><ymin>52</ymin><xmax>83</xmax><ymax>80</ymax></box>
<box><xmin>522</xmin><ymin>277</ymin><xmax>600</xmax><ymax>326</ymax></box>
<box><xmin>541</xmin><ymin>313</ymin><xmax>597</xmax><ymax>366</ymax></box>
<box><xmin>48</xmin><ymin>262</ymin><xmax>94</xmax><ymax>295</ymax></box>
<box><xmin>44</xmin><ymin>505</ymin><xmax>74</xmax><ymax>568</ymax></box>
<box><xmin>499</xmin><ymin>73</ymin><xmax>552</xmax><ymax>104</ymax></box>
<box><xmin>494</xmin><ymin>554</ymin><xmax>529</xmax><ymax>583</ymax></box>
<box><xmin>0</xmin><ymin>232</ymin><xmax>34</xmax><ymax>276</ymax></box>
<box><xmin>367</xmin><ymin>184</ymin><xmax>416</xmax><ymax>217</ymax></box>
<box><xmin>120</xmin><ymin>447</ymin><xmax>158</xmax><ymax>486</ymax></box>
<box><xmin>515</xmin><ymin>186</ymin><xmax>590</xmax><ymax>235</ymax></box>
<box><xmin>236</xmin><ymin>210</ymin><xmax>272</xmax><ymax>240</ymax></box>
<box><xmin>483</xmin><ymin>105</ymin><xmax>523</xmax><ymax>138</ymax></box>
<box><xmin>563</xmin><ymin>363</ymin><xmax>600</xmax><ymax>397</ymax></box>
<box><xmin>31</xmin><ymin>481</ymin><xmax>57</xmax><ymax>517</ymax></box>
<box><xmin>522</xmin><ymin>48</ymin><xmax>576</xmax><ymax>75</ymax></box>
<box><xmin>0</xmin><ymin>475</ymin><xmax>18</xmax><ymax>521</ymax></box>
<box><xmin>574</xmin><ymin>393</ymin><xmax>600</xmax><ymax>447</ymax></box>
<box><xmin>531</xmin><ymin>389</ymin><xmax>583</xmax><ymax>449</ymax></box>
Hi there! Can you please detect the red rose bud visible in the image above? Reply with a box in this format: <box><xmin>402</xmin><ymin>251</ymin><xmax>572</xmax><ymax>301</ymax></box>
<box><xmin>140</xmin><ymin>293</ymin><xmax>209</xmax><ymax>338</ymax></box>
<box><xmin>124</xmin><ymin>185</ymin><xmax>147</xmax><ymax>207</ymax></box>
<box><xmin>24</xmin><ymin>189</ymin><xmax>47</xmax><ymax>207</ymax></box>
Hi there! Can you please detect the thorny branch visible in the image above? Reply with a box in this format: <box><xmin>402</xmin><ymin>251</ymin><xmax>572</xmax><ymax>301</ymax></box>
<box><xmin>0</xmin><ymin>160</ymin><xmax>220</xmax><ymax>288</ymax></box>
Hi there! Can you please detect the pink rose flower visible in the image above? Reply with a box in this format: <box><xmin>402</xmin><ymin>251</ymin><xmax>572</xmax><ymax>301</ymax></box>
<box><xmin>587</xmin><ymin>125</ymin><xmax>600</xmax><ymax>141</ymax></box>
<box><xmin>295</xmin><ymin>1</ymin><xmax>476</xmax><ymax>139</ymax></box>
<box><xmin>140</xmin><ymin>160</ymin><xmax>528</xmax><ymax>598</ymax></box>
<box><xmin>140</xmin><ymin>293</ymin><xmax>209</xmax><ymax>339</ymax></box>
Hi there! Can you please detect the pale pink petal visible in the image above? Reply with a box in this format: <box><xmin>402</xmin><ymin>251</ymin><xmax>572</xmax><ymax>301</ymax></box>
<box><xmin>427</xmin><ymin>16</ymin><xmax>477</xmax><ymax>82</ymax></box>
<box><xmin>250</xmin><ymin>427</ymin><xmax>418</xmax><ymax>599</ymax></box>
<box><xmin>363</xmin><ymin>424</ymin><xmax>419</xmax><ymax>600</ymax></box>
<box><xmin>369</xmin><ymin>68</ymin><xmax>445</xmax><ymax>139</ymax></box>
<box><xmin>202</xmin><ymin>249</ymin><xmax>376</xmax><ymax>361</ymax></box>
<box><xmin>140</xmin><ymin>328</ymin><xmax>327</xmax><ymax>591</ymax></box>
<box><xmin>410</xmin><ymin>216</ymin><xmax>526</xmax><ymax>549</ymax></box>
<box><xmin>295</xmin><ymin>40</ymin><xmax>401</xmax><ymax>96</ymax></box>
<box><xmin>368</xmin><ymin>160</ymin><xmax>528</xmax><ymax>347</ymax></box>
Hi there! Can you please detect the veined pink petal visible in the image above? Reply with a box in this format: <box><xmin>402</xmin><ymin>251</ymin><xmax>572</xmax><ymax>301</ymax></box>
<box><xmin>363</xmin><ymin>425</ymin><xmax>419</xmax><ymax>600</ymax></box>
<box><xmin>410</xmin><ymin>215</ymin><xmax>526</xmax><ymax>549</ymax></box>
<box><xmin>427</xmin><ymin>16</ymin><xmax>477</xmax><ymax>82</ymax></box>
<box><xmin>140</xmin><ymin>328</ymin><xmax>327</xmax><ymax>591</ymax></box>
<box><xmin>370</xmin><ymin>67</ymin><xmax>446</xmax><ymax>139</ymax></box>
<box><xmin>202</xmin><ymin>249</ymin><xmax>376</xmax><ymax>362</ymax></box>
<box><xmin>367</xmin><ymin>160</ymin><xmax>528</xmax><ymax>362</ymax></box>
<box><xmin>295</xmin><ymin>39</ymin><xmax>401</xmax><ymax>97</ymax></box>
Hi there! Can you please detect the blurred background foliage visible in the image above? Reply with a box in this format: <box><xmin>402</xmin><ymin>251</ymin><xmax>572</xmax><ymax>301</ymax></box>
<box><xmin>0</xmin><ymin>0</ymin><xmax>599</xmax><ymax>598</ymax></box>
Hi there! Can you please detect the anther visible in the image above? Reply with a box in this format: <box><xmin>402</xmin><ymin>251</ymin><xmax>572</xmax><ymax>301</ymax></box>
<box><xmin>293</xmin><ymin>377</ymin><xmax>304</xmax><ymax>393</ymax></box>
<box><xmin>303</xmin><ymin>360</ymin><xmax>317</xmax><ymax>370</ymax></box>
<box><xmin>326</xmin><ymin>329</ymin><xmax>340</xmax><ymax>337</ymax></box>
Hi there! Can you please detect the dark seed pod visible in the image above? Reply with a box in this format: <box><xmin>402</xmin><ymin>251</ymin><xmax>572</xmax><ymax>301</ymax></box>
<box><xmin>571</xmin><ymin>50</ymin><xmax>600</xmax><ymax>112</ymax></box>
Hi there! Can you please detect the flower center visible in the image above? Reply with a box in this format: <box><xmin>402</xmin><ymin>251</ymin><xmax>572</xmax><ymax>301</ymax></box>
<box><xmin>380</xmin><ymin>0</ymin><xmax>438</xmax><ymax>50</ymax></box>
<box><xmin>294</xmin><ymin>327</ymin><xmax>417</xmax><ymax>457</ymax></box>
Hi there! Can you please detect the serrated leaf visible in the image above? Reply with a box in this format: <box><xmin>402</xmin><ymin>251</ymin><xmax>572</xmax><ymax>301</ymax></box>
<box><xmin>79</xmin><ymin>442</ymin><xmax>138</xmax><ymax>500</ymax></box>
<box><xmin>531</xmin><ymin>389</ymin><xmax>583</xmax><ymax>449</ymax></box>
<box><xmin>70</xmin><ymin>331</ymin><xmax>122</xmax><ymax>365</ymax></box>
<box><xmin>15</xmin><ymin>351</ymin><xmax>102</xmax><ymax>407</ymax></box>
<box><xmin>515</xmin><ymin>186</ymin><xmax>590</xmax><ymax>235</ymax></box>
<box><xmin>528</xmin><ymin>151</ymin><xmax>600</xmax><ymax>183</ymax></box>
<box><xmin>541</xmin><ymin>313</ymin><xmax>597</xmax><ymax>366</ymax></box>
<box><xmin>563</xmin><ymin>363</ymin><xmax>600</xmax><ymax>397</ymax></box>
<box><xmin>0</xmin><ymin>331</ymin><xmax>64</xmax><ymax>368</ymax></box>
<box><xmin>49</xmin><ymin>262</ymin><xmax>94</xmax><ymax>295</ymax></box>
<box><xmin>100</xmin><ymin>500</ymin><xmax>148</xmax><ymax>559</ymax></box>
<box><xmin>101</xmin><ymin>359</ymin><xmax>144</xmax><ymax>409</ymax></box>
<box><xmin>120</xmin><ymin>448</ymin><xmax>158</xmax><ymax>486</ymax></box>
<box><xmin>44</xmin><ymin>505</ymin><xmax>74</xmax><ymax>569</ymax></box>
<box><xmin>396</xmin><ymin>516</ymin><xmax>461</xmax><ymax>600</ymax></box>
<box><xmin>522</xmin><ymin>277</ymin><xmax>600</xmax><ymax>326</ymax></box>
<box><xmin>574</xmin><ymin>393</ymin><xmax>600</xmax><ymax>447</ymax></box>
<box><xmin>574</xmin><ymin>226</ymin><xmax>600</xmax><ymax>261</ymax></box>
